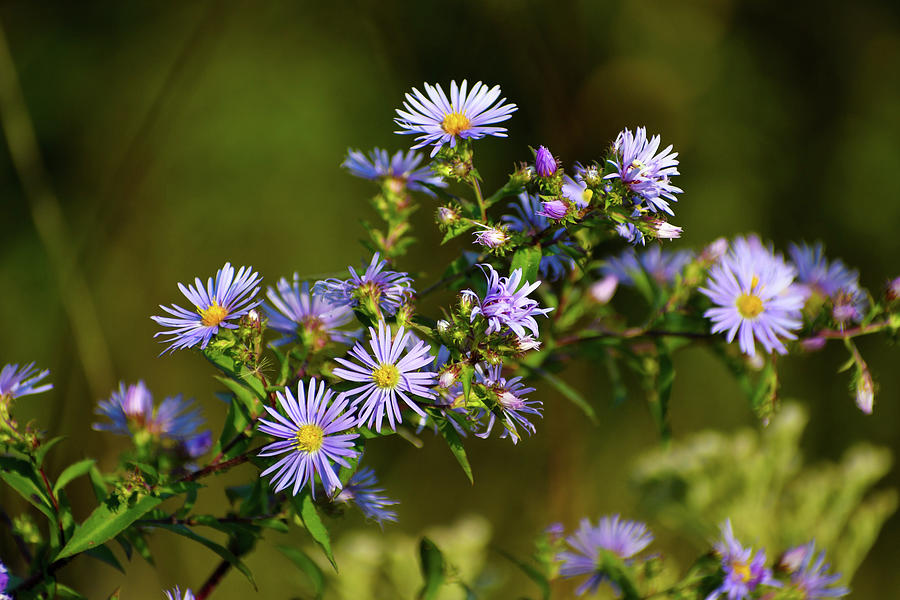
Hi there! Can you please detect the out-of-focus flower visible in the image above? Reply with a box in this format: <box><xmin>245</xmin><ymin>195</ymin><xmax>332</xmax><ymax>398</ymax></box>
<box><xmin>602</xmin><ymin>246</ymin><xmax>693</xmax><ymax>287</ymax></box>
<box><xmin>535</xmin><ymin>145</ymin><xmax>558</xmax><ymax>177</ymax></box>
<box><xmin>779</xmin><ymin>542</ymin><xmax>849</xmax><ymax>599</ymax></box>
<box><xmin>832</xmin><ymin>287</ymin><xmax>867</xmax><ymax>326</ymax></box>
<box><xmin>264</xmin><ymin>275</ymin><xmax>359</xmax><ymax>349</ymax></box>
<box><xmin>257</xmin><ymin>378</ymin><xmax>359</xmax><ymax>498</ymax></box>
<box><xmin>557</xmin><ymin>515</ymin><xmax>653</xmax><ymax>596</ymax></box>
<box><xmin>342</xmin><ymin>148</ymin><xmax>446</xmax><ymax>196</ymax></box>
<box><xmin>336</xmin><ymin>467</ymin><xmax>399</xmax><ymax>526</ymax></box>
<box><xmin>314</xmin><ymin>253</ymin><xmax>414</xmax><ymax>317</ymax></box>
<box><xmin>93</xmin><ymin>381</ymin><xmax>207</xmax><ymax>445</ymax></box>
<box><xmin>152</xmin><ymin>263</ymin><xmax>262</xmax><ymax>354</ymax></box>
<box><xmin>394</xmin><ymin>80</ymin><xmax>517</xmax><ymax>156</ymax></box>
<box><xmin>700</xmin><ymin>236</ymin><xmax>805</xmax><ymax>357</ymax></box>
<box><xmin>788</xmin><ymin>242</ymin><xmax>859</xmax><ymax>299</ymax></box>
<box><xmin>886</xmin><ymin>276</ymin><xmax>900</xmax><ymax>302</ymax></box>
<box><xmin>700</xmin><ymin>237</ymin><xmax>729</xmax><ymax>263</ymax></box>
<box><xmin>474</xmin><ymin>364</ymin><xmax>541</xmax><ymax>443</ymax></box>
<box><xmin>461</xmin><ymin>264</ymin><xmax>552</xmax><ymax>338</ymax></box>
<box><xmin>0</xmin><ymin>363</ymin><xmax>52</xmax><ymax>400</ymax></box>
<box><xmin>473</xmin><ymin>225</ymin><xmax>509</xmax><ymax>248</ymax></box>
<box><xmin>707</xmin><ymin>520</ymin><xmax>779</xmax><ymax>600</ymax></box>
<box><xmin>332</xmin><ymin>322</ymin><xmax>436</xmax><ymax>432</ymax></box>
<box><xmin>562</xmin><ymin>174</ymin><xmax>592</xmax><ymax>209</ymax></box>
<box><xmin>590</xmin><ymin>275</ymin><xmax>619</xmax><ymax>304</ymax></box>
<box><xmin>604</xmin><ymin>126</ymin><xmax>682</xmax><ymax>215</ymax></box>
<box><xmin>0</xmin><ymin>560</ymin><xmax>10</xmax><ymax>600</ymax></box>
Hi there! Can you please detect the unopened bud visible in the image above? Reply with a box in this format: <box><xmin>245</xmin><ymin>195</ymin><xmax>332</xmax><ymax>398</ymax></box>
<box><xmin>651</xmin><ymin>220</ymin><xmax>683</xmax><ymax>240</ymax></box>
<box><xmin>800</xmin><ymin>336</ymin><xmax>826</xmax><ymax>352</ymax></box>
<box><xmin>437</xmin><ymin>319</ymin><xmax>450</xmax><ymax>333</ymax></box>
<box><xmin>885</xmin><ymin>276</ymin><xmax>900</xmax><ymax>302</ymax></box>
<box><xmin>535</xmin><ymin>145</ymin><xmax>558</xmax><ymax>177</ymax></box>
<box><xmin>855</xmin><ymin>370</ymin><xmax>874</xmax><ymax>414</ymax></box>
<box><xmin>438</xmin><ymin>365</ymin><xmax>461</xmax><ymax>388</ymax></box>
<box><xmin>437</xmin><ymin>206</ymin><xmax>459</xmax><ymax>225</ymax></box>
<box><xmin>538</xmin><ymin>199</ymin><xmax>568</xmax><ymax>220</ymax></box>
<box><xmin>700</xmin><ymin>238</ymin><xmax>729</xmax><ymax>263</ymax></box>
<box><xmin>248</xmin><ymin>309</ymin><xmax>260</xmax><ymax>324</ymax></box>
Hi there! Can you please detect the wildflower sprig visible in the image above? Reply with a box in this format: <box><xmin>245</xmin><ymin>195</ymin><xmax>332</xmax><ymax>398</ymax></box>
<box><xmin>2</xmin><ymin>79</ymin><xmax>897</xmax><ymax>599</ymax></box>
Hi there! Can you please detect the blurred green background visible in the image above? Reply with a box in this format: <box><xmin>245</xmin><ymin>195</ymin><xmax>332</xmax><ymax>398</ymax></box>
<box><xmin>2</xmin><ymin>0</ymin><xmax>899</xmax><ymax>597</ymax></box>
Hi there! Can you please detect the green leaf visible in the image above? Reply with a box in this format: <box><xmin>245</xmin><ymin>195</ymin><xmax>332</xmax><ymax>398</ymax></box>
<box><xmin>85</xmin><ymin>543</ymin><xmax>125</xmax><ymax>573</ymax></box>
<box><xmin>418</xmin><ymin>537</ymin><xmax>445</xmax><ymax>600</ymax></box>
<box><xmin>88</xmin><ymin>464</ymin><xmax>108</xmax><ymax>502</ymax></box>
<box><xmin>292</xmin><ymin>493</ymin><xmax>337</xmax><ymax>571</ymax></box>
<box><xmin>527</xmin><ymin>366</ymin><xmax>597</xmax><ymax>422</ymax></box>
<box><xmin>495</xmin><ymin>548</ymin><xmax>550</xmax><ymax>600</ymax></box>
<box><xmin>54</xmin><ymin>459</ymin><xmax>96</xmax><ymax>494</ymax></box>
<box><xmin>211</xmin><ymin>391</ymin><xmax>253</xmax><ymax>461</ymax></box>
<box><xmin>203</xmin><ymin>347</ymin><xmax>267</xmax><ymax>399</ymax></box>
<box><xmin>52</xmin><ymin>584</ymin><xmax>89</xmax><ymax>599</ymax></box>
<box><xmin>216</xmin><ymin>375</ymin><xmax>263</xmax><ymax>414</ymax></box>
<box><xmin>149</xmin><ymin>522</ymin><xmax>257</xmax><ymax>589</ymax></box>
<box><xmin>56</xmin><ymin>493</ymin><xmax>164</xmax><ymax>560</ymax></box>
<box><xmin>107</xmin><ymin>588</ymin><xmax>121</xmax><ymax>600</ymax></box>
<box><xmin>277</xmin><ymin>545</ymin><xmax>325</xmax><ymax>599</ymax></box>
<box><xmin>650</xmin><ymin>343</ymin><xmax>674</xmax><ymax>442</ymax></box>
<box><xmin>511</xmin><ymin>246</ymin><xmax>543</xmax><ymax>284</ymax></box>
<box><xmin>35</xmin><ymin>435</ymin><xmax>66</xmax><ymax>465</ymax></box>
<box><xmin>0</xmin><ymin>456</ymin><xmax>55</xmax><ymax>520</ymax></box>
<box><xmin>438</xmin><ymin>418</ymin><xmax>474</xmax><ymax>484</ymax></box>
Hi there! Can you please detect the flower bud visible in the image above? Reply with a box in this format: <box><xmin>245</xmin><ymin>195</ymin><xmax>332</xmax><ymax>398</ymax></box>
<box><xmin>437</xmin><ymin>206</ymin><xmax>459</xmax><ymax>226</ymax></box>
<box><xmin>535</xmin><ymin>145</ymin><xmax>558</xmax><ymax>177</ymax></box>
<box><xmin>538</xmin><ymin>199</ymin><xmax>568</xmax><ymax>220</ymax></box>
<box><xmin>855</xmin><ymin>369</ymin><xmax>874</xmax><ymax>414</ymax></box>
<box><xmin>800</xmin><ymin>336</ymin><xmax>826</xmax><ymax>352</ymax></box>
<box><xmin>778</xmin><ymin>545</ymin><xmax>810</xmax><ymax>574</ymax></box>
<box><xmin>438</xmin><ymin>364</ymin><xmax>461</xmax><ymax>388</ymax></box>
<box><xmin>885</xmin><ymin>276</ymin><xmax>900</xmax><ymax>302</ymax></box>
<box><xmin>473</xmin><ymin>226</ymin><xmax>509</xmax><ymax>249</ymax></box>
<box><xmin>589</xmin><ymin>275</ymin><xmax>618</xmax><ymax>304</ymax></box>
<box><xmin>515</xmin><ymin>335</ymin><xmax>541</xmax><ymax>352</ymax></box>
<box><xmin>579</xmin><ymin>164</ymin><xmax>602</xmax><ymax>187</ymax></box>
<box><xmin>651</xmin><ymin>220</ymin><xmax>683</xmax><ymax>240</ymax></box>
<box><xmin>436</xmin><ymin>319</ymin><xmax>450</xmax><ymax>333</ymax></box>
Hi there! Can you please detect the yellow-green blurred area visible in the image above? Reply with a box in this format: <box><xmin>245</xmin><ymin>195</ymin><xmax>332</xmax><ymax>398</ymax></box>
<box><xmin>2</xmin><ymin>0</ymin><xmax>900</xmax><ymax>597</ymax></box>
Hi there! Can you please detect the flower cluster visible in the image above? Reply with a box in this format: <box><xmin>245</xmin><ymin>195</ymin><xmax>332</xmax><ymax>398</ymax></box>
<box><xmin>605</xmin><ymin>126</ymin><xmax>682</xmax><ymax>215</ymax></box>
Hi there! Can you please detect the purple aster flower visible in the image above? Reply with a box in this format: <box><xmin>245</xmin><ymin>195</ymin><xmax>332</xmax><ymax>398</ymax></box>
<box><xmin>342</xmin><ymin>148</ymin><xmax>446</xmax><ymax>196</ymax></box>
<box><xmin>780</xmin><ymin>542</ymin><xmax>849</xmax><ymax>599</ymax></box>
<box><xmin>0</xmin><ymin>362</ymin><xmax>52</xmax><ymax>400</ymax></box>
<box><xmin>152</xmin><ymin>263</ymin><xmax>262</xmax><ymax>354</ymax></box>
<box><xmin>700</xmin><ymin>236</ymin><xmax>805</xmax><ymax>357</ymax></box>
<box><xmin>93</xmin><ymin>381</ymin><xmax>207</xmax><ymax>443</ymax></box>
<box><xmin>313</xmin><ymin>253</ymin><xmax>414</xmax><ymax>317</ymax></box>
<box><xmin>474</xmin><ymin>364</ymin><xmax>542</xmax><ymax>444</ymax></box>
<box><xmin>462</xmin><ymin>264</ymin><xmax>553</xmax><ymax>338</ymax></box>
<box><xmin>164</xmin><ymin>587</ymin><xmax>195</xmax><ymax>600</ymax></box>
<box><xmin>604</xmin><ymin>126</ymin><xmax>682</xmax><ymax>215</ymax></box>
<box><xmin>708</xmin><ymin>520</ymin><xmax>779</xmax><ymax>600</ymax></box>
<box><xmin>557</xmin><ymin>515</ymin><xmax>654</xmax><ymax>596</ymax></box>
<box><xmin>538</xmin><ymin>199</ymin><xmax>567</xmax><ymax>220</ymax></box>
<box><xmin>257</xmin><ymin>378</ymin><xmax>359</xmax><ymax>498</ymax></box>
<box><xmin>602</xmin><ymin>246</ymin><xmax>694</xmax><ymax>288</ymax></box>
<box><xmin>535</xmin><ymin>145</ymin><xmax>558</xmax><ymax>177</ymax></box>
<box><xmin>788</xmin><ymin>242</ymin><xmax>859</xmax><ymax>299</ymax></box>
<box><xmin>336</xmin><ymin>466</ymin><xmax>399</xmax><ymax>526</ymax></box>
<box><xmin>562</xmin><ymin>174</ymin><xmax>592</xmax><ymax>209</ymax></box>
<box><xmin>473</xmin><ymin>225</ymin><xmax>509</xmax><ymax>248</ymax></box>
<box><xmin>394</xmin><ymin>80</ymin><xmax>518</xmax><ymax>157</ymax></box>
<box><xmin>332</xmin><ymin>321</ymin><xmax>437</xmax><ymax>432</ymax></box>
<box><xmin>615</xmin><ymin>222</ymin><xmax>645</xmax><ymax>246</ymax></box>
<box><xmin>501</xmin><ymin>193</ymin><xmax>574</xmax><ymax>280</ymax></box>
<box><xmin>264</xmin><ymin>275</ymin><xmax>360</xmax><ymax>349</ymax></box>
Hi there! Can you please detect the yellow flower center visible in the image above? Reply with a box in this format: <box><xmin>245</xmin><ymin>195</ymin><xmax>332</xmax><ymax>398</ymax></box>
<box><xmin>736</xmin><ymin>294</ymin><xmax>764</xmax><ymax>318</ymax></box>
<box><xmin>199</xmin><ymin>302</ymin><xmax>229</xmax><ymax>327</ymax></box>
<box><xmin>441</xmin><ymin>111</ymin><xmax>471</xmax><ymax>136</ymax></box>
<box><xmin>293</xmin><ymin>424</ymin><xmax>325</xmax><ymax>453</ymax></box>
<box><xmin>372</xmin><ymin>363</ymin><xmax>400</xmax><ymax>389</ymax></box>
<box><xmin>731</xmin><ymin>560</ymin><xmax>752</xmax><ymax>583</ymax></box>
